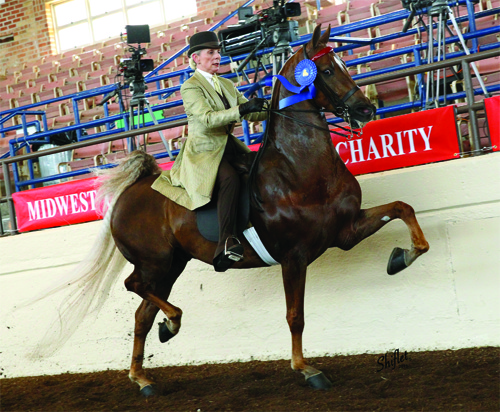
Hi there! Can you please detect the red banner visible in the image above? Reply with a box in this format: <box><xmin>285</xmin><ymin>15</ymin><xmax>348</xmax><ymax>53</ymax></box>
<box><xmin>332</xmin><ymin>105</ymin><xmax>460</xmax><ymax>175</ymax></box>
<box><xmin>12</xmin><ymin>177</ymin><xmax>102</xmax><ymax>232</ymax></box>
<box><xmin>13</xmin><ymin>108</ymin><xmax>460</xmax><ymax>232</ymax></box>
<box><xmin>484</xmin><ymin>96</ymin><xmax>500</xmax><ymax>152</ymax></box>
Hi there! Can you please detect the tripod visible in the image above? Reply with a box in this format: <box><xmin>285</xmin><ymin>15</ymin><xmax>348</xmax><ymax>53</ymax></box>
<box><xmin>421</xmin><ymin>0</ymin><xmax>489</xmax><ymax>109</ymax></box>
<box><xmin>128</xmin><ymin>80</ymin><xmax>175</xmax><ymax>159</ymax></box>
<box><xmin>271</xmin><ymin>40</ymin><xmax>293</xmax><ymax>76</ymax></box>
<box><xmin>235</xmin><ymin>31</ymin><xmax>293</xmax><ymax>86</ymax></box>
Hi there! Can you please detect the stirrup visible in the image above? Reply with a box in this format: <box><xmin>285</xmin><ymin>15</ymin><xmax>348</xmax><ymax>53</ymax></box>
<box><xmin>225</xmin><ymin>236</ymin><xmax>243</xmax><ymax>262</ymax></box>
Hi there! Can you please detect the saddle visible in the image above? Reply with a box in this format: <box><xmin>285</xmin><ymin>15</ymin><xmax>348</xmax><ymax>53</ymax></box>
<box><xmin>196</xmin><ymin>153</ymin><xmax>255</xmax><ymax>242</ymax></box>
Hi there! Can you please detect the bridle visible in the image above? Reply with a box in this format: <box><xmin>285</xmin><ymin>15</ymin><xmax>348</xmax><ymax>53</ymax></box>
<box><xmin>268</xmin><ymin>45</ymin><xmax>363</xmax><ymax>140</ymax></box>
<box><xmin>306</xmin><ymin>45</ymin><xmax>360</xmax><ymax>122</ymax></box>
<box><xmin>249</xmin><ymin>43</ymin><xmax>365</xmax><ymax>207</ymax></box>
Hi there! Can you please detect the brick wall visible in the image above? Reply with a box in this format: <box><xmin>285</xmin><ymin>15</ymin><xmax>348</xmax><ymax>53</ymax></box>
<box><xmin>0</xmin><ymin>0</ymin><xmax>247</xmax><ymax>74</ymax></box>
<box><xmin>0</xmin><ymin>0</ymin><xmax>53</xmax><ymax>72</ymax></box>
<box><xmin>197</xmin><ymin>0</ymin><xmax>243</xmax><ymax>15</ymax></box>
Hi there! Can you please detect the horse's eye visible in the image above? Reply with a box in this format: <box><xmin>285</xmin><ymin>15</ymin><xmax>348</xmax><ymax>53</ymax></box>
<box><xmin>323</xmin><ymin>69</ymin><xmax>333</xmax><ymax>76</ymax></box>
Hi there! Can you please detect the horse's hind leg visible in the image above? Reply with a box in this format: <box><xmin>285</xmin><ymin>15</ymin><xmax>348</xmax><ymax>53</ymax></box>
<box><xmin>338</xmin><ymin>200</ymin><xmax>430</xmax><ymax>274</ymax></box>
<box><xmin>129</xmin><ymin>299</ymin><xmax>160</xmax><ymax>396</ymax></box>
<box><xmin>126</xmin><ymin>254</ymin><xmax>188</xmax><ymax>396</ymax></box>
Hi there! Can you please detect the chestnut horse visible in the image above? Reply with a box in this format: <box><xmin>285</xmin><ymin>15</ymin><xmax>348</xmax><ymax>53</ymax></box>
<box><xmin>36</xmin><ymin>24</ymin><xmax>429</xmax><ymax>395</ymax></box>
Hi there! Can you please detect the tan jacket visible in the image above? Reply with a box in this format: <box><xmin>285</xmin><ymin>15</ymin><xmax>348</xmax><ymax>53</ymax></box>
<box><xmin>151</xmin><ymin>70</ymin><xmax>267</xmax><ymax>210</ymax></box>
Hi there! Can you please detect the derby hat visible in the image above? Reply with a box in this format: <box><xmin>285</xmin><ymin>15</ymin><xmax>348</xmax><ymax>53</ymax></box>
<box><xmin>188</xmin><ymin>31</ymin><xmax>221</xmax><ymax>57</ymax></box>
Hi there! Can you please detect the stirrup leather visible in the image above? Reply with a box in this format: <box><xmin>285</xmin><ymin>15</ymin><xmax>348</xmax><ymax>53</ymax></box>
<box><xmin>225</xmin><ymin>236</ymin><xmax>243</xmax><ymax>262</ymax></box>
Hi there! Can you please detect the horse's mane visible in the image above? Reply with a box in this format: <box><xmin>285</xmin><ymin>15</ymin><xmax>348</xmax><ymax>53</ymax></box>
<box><xmin>247</xmin><ymin>62</ymin><xmax>287</xmax><ymax>210</ymax></box>
<box><xmin>247</xmin><ymin>45</ymin><xmax>312</xmax><ymax>210</ymax></box>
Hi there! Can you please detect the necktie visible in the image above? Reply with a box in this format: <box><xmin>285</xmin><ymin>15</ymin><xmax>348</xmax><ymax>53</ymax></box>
<box><xmin>212</xmin><ymin>74</ymin><xmax>222</xmax><ymax>95</ymax></box>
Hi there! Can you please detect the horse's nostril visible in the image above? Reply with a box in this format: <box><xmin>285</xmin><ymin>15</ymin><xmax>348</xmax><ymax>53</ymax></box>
<box><xmin>356</xmin><ymin>105</ymin><xmax>375</xmax><ymax>119</ymax></box>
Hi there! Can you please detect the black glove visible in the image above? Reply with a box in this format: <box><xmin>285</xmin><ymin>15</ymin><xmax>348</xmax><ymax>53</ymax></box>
<box><xmin>239</xmin><ymin>98</ymin><xmax>267</xmax><ymax>117</ymax></box>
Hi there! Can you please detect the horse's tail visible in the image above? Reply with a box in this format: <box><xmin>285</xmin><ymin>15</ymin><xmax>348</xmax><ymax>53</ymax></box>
<box><xmin>96</xmin><ymin>149</ymin><xmax>161</xmax><ymax>211</ymax></box>
<box><xmin>28</xmin><ymin>150</ymin><xmax>161</xmax><ymax>358</ymax></box>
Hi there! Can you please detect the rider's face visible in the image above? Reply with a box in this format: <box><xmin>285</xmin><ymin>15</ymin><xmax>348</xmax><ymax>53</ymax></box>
<box><xmin>193</xmin><ymin>48</ymin><xmax>221</xmax><ymax>75</ymax></box>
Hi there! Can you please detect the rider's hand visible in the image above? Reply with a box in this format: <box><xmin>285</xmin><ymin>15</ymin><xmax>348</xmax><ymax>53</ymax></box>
<box><xmin>239</xmin><ymin>98</ymin><xmax>267</xmax><ymax>116</ymax></box>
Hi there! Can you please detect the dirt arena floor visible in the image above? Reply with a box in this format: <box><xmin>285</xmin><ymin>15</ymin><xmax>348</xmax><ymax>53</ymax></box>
<box><xmin>1</xmin><ymin>346</ymin><xmax>498</xmax><ymax>412</ymax></box>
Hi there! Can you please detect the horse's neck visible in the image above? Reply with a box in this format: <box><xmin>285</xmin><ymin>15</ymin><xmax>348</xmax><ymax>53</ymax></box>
<box><xmin>257</xmin><ymin>98</ymin><xmax>342</xmax><ymax>192</ymax></box>
<box><xmin>267</xmin><ymin>99</ymin><xmax>335</xmax><ymax>163</ymax></box>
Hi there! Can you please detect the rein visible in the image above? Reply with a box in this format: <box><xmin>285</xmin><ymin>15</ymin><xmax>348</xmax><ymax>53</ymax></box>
<box><xmin>248</xmin><ymin>44</ymin><xmax>363</xmax><ymax>209</ymax></box>
<box><xmin>307</xmin><ymin>46</ymin><xmax>360</xmax><ymax>122</ymax></box>
<box><xmin>269</xmin><ymin>108</ymin><xmax>359</xmax><ymax>138</ymax></box>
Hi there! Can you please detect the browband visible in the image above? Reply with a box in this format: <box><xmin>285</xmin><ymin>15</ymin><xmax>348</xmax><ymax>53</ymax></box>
<box><xmin>311</xmin><ymin>46</ymin><xmax>334</xmax><ymax>62</ymax></box>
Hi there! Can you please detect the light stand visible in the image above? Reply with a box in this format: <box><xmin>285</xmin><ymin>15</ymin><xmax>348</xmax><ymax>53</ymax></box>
<box><xmin>235</xmin><ymin>31</ymin><xmax>293</xmax><ymax>86</ymax></box>
<box><xmin>236</xmin><ymin>35</ymin><xmax>272</xmax><ymax>84</ymax></box>
<box><xmin>271</xmin><ymin>38</ymin><xmax>294</xmax><ymax>76</ymax></box>
<box><xmin>128</xmin><ymin>79</ymin><xmax>175</xmax><ymax>159</ymax></box>
<box><xmin>421</xmin><ymin>0</ymin><xmax>489</xmax><ymax>109</ymax></box>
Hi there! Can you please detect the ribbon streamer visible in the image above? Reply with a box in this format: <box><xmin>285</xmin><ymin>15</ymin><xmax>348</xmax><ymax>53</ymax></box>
<box><xmin>278</xmin><ymin>84</ymin><xmax>316</xmax><ymax>110</ymax></box>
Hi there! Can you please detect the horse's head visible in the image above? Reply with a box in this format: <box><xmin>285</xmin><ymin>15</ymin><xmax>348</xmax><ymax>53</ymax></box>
<box><xmin>277</xmin><ymin>24</ymin><xmax>376</xmax><ymax>127</ymax></box>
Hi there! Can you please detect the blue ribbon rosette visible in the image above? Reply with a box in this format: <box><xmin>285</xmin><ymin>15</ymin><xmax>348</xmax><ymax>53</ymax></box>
<box><xmin>265</xmin><ymin>59</ymin><xmax>318</xmax><ymax>109</ymax></box>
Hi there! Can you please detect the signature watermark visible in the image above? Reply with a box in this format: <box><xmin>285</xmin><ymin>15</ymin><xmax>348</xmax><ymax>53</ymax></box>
<box><xmin>376</xmin><ymin>348</ymin><xmax>410</xmax><ymax>372</ymax></box>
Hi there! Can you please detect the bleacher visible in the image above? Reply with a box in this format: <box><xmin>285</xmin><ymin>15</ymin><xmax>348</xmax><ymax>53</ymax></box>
<box><xmin>0</xmin><ymin>0</ymin><xmax>499</xmax><ymax>192</ymax></box>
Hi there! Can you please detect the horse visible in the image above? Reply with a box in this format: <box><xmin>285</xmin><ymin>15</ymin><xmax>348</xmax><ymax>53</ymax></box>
<box><xmin>36</xmin><ymin>24</ymin><xmax>429</xmax><ymax>396</ymax></box>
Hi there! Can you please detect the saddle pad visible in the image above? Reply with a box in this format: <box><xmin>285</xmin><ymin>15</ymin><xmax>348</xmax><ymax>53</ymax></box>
<box><xmin>196</xmin><ymin>177</ymin><xmax>250</xmax><ymax>242</ymax></box>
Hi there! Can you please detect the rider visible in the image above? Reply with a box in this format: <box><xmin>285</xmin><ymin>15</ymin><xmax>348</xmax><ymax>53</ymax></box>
<box><xmin>173</xmin><ymin>31</ymin><xmax>267</xmax><ymax>272</ymax></box>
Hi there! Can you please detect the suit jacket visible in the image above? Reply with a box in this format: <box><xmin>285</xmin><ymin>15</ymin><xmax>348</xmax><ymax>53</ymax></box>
<box><xmin>152</xmin><ymin>70</ymin><xmax>267</xmax><ymax>210</ymax></box>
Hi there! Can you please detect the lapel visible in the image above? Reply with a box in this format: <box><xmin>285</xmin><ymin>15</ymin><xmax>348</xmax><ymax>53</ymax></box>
<box><xmin>193</xmin><ymin>71</ymin><xmax>225</xmax><ymax>111</ymax></box>
<box><xmin>193</xmin><ymin>71</ymin><xmax>237</xmax><ymax>110</ymax></box>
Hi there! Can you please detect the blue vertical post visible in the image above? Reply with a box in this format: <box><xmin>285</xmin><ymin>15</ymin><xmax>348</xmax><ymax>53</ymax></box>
<box><xmin>465</xmin><ymin>0</ymin><xmax>478</xmax><ymax>53</ymax></box>
<box><xmin>21</xmin><ymin>114</ymin><xmax>35</xmax><ymax>189</ymax></box>
<box><xmin>9</xmin><ymin>141</ymin><xmax>21</xmax><ymax>192</ymax></box>
<box><xmin>42</xmin><ymin>113</ymin><xmax>48</xmax><ymax>133</ymax></box>
<box><xmin>72</xmin><ymin>98</ymin><xmax>82</xmax><ymax>140</ymax></box>
<box><xmin>257</xmin><ymin>85</ymin><xmax>267</xmax><ymax>142</ymax></box>
<box><xmin>103</xmin><ymin>103</ymin><xmax>111</xmax><ymax>131</ymax></box>
<box><xmin>413</xmin><ymin>47</ymin><xmax>426</xmax><ymax>109</ymax></box>
<box><xmin>242</xmin><ymin>120</ymin><xmax>250</xmax><ymax>146</ymax></box>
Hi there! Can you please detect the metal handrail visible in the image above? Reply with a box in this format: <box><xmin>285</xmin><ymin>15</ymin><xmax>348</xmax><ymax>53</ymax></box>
<box><xmin>0</xmin><ymin>118</ymin><xmax>187</xmax><ymax>166</ymax></box>
<box><xmin>357</xmin><ymin>48</ymin><xmax>499</xmax><ymax>85</ymax></box>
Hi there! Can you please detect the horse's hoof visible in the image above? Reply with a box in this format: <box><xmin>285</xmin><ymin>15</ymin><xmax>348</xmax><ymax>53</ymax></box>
<box><xmin>140</xmin><ymin>384</ymin><xmax>157</xmax><ymax>397</ymax></box>
<box><xmin>306</xmin><ymin>372</ymin><xmax>332</xmax><ymax>390</ymax></box>
<box><xmin>387</xmin><ymin>247</ymin><xmax>408</xmax><ymax>275</ymax></box>
<box><xmin>159</xmin><ymin>319</ymin><xmax>175</xmax><ymax>343</ymax></box>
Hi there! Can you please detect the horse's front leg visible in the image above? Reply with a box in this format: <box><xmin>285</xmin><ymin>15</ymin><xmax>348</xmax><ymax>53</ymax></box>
<box><xmin>281</xmin><ymin>255</ymin><xmax>332</xmax><ymax>390</ymax></box>
<box><xmin>339</xmin><ymin>200</ymin><xmax>430</xmax><ymax>274</ymax></box>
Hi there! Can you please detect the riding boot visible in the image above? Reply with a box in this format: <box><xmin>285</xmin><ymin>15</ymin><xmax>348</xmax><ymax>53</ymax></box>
<box><xmin>213</xmin><ymin>236</ymin><xmax>244</xmax><ymax>273</ymax></box>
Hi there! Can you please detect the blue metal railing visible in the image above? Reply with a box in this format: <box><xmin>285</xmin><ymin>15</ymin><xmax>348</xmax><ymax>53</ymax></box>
<box><xmin>1</xmin><ymin>0</ymin><xmax>498</xmax><ymax>189</ymax></box>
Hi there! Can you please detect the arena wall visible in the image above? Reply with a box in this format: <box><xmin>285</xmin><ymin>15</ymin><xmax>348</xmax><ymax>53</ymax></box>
<box><xmin>1</xmin><ymin>152</ymin><xmax>499</xmax><ymax>379</ymax></box>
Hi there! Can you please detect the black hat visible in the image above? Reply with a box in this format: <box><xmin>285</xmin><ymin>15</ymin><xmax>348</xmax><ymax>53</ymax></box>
<box><xmin>188</xmin><ymin>31</ymin><xmax>220</xmax><ymax>57</ymax></box>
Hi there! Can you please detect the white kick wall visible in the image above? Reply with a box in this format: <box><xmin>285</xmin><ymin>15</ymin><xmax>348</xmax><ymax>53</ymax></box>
<box><xmin>1</xmin><ymin>153</ymin><xmax>499</xmax><ymax>379</ymax></box>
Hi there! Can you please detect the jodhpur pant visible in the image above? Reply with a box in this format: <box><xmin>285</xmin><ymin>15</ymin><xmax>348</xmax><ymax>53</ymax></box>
<box><xmin>213</xmin><ymin>142</ymin><xmax>240</xmax><ymax>260</ymax></box>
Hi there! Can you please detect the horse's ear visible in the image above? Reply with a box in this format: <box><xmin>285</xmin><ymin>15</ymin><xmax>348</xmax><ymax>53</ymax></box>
<box><xmin>319</xmin><ymin>24</ymin><xmax>331</xmax><ymax>45</ymax></box>
<box><xmin>311</xmin><ymin>24</ymin><xmax>322</xmax><ymax>48</ymax></box>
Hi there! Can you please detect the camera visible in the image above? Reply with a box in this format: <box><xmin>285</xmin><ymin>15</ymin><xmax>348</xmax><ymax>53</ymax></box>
<box><xmin>119</xmin><ymin>25</ymin><xmax>155</xmax><ymax>83</ymax></box>
<box><xmin>401</xmin><ymin>0</ymin><xmax>434</xmax><ymax>11</ymax></box>
<box><xmin>120</xmin><ymin>55</ymin><xmax>155</xmax><ymax>81</ymax></box>
<box><xmin>218</xmin><ymin>0</ymin><xmax>301</xmax><ymax>57</ymax></box>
